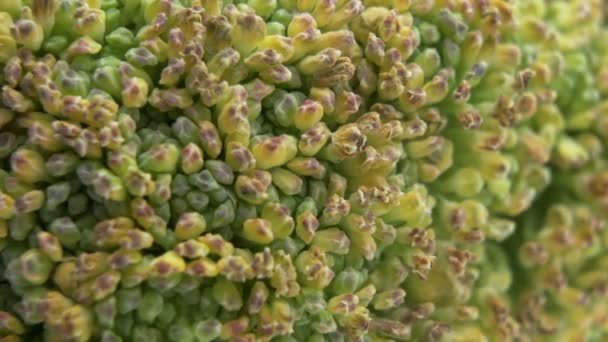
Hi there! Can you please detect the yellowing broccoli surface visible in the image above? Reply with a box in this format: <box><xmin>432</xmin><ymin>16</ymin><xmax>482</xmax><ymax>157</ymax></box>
<box><xmin>1</xmin><ymin>0</ymin><xmax>608</xmax><ymax>341</ymax></box>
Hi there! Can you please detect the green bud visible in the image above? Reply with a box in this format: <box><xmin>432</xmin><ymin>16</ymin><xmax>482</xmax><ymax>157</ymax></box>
<box><xmin>329</xmin><ymin>267</ymin><xmax>365</xmax><ymax>295</ymax></box>
<box><xmin>0</xmin><ymin>191</ymin><xmax>15</xmax><ymax>220</ymax></box>
<box><xmin>172</xmin><ymin>117</ymin><xmax>200</xmax><ymax>146</ymax></box>
<box><xmin>313</xmin><ymin>228</ymin><xmax>350</xmax><ymax>255</ymax></box>
<box><xmin>67</xmin><ymin>193</ymin><xmax>89</xmax><ymax>217</ymax></box>
<box><xmin>10</xmin><ymin>148</ymin><xmax>47</xmax><ymax>184</ymax></box>
<box><xmin>18</xmin><ymin>249</ymin><xmax>53</xmax><ymax>285</ymax></box>
<box><xmin>0</xmin><ymin>311</ymin><xmax>25</xmax><ymax>336</ymax></box>
<box><xmin>11</xmin><ymin>17</ymin><xmax>44</xmax><ymax>51</ymax></box>
<box><xmin>138</xmin><ymin>143</ymin><xmax>180</xmax><ymax>173</ymax></box>
<box><xmin>175</xmin><ymin>212</ymin><xmax>207</xmax><ymax>241</ymax></box>
<box><xmin>0</xmin><ymin>109</ymin><xmax>15</xmax><ymax>129</ymax></box>
<box><xmin>125</xmin><ymin>46</ymin><xmax>158</xmax><ymax>66</ymax></box>
<box><xmin>188</xmin><ymin>170</ymin><xmax>221</xmax><ymax>193</ymax></box>
<box><xmin>106</xmin><ymin>27</ymin><xmax>136</xmax><ymax>49</ymax></box>
<box><xmin>209</xmin><ymin>200</ymin><xmax>236</xmax><ymax>229</ymax></box>
<box><xmin>286</xmin><ymin>157</ymin><xmax>327</xmax><ymax>180</ymax></box>
<box><xmin>93</xmin><ymin>169</ymin><xmax>126</xmax><ymax>202</ymax></box>
<box><xmin>373</xmin><ymin>288</ymin><xmax>406</xmax><ymax>310</ymax></box>
<box><xmin>136</xmin><ymin>289</ymin><xmax>163</xmax><ymax>323</ymax></box>
<box><xmin>181</xmin><ymin>143</ymin><xmax>205</xmax><ymax>175</ymax></box>
<box><xmin>116</xmin><ymin>287</ymin><xmax>142</xmax><ymax>314</ymax></box>
<box><xmin>149</xmin><ymin>88</ymin><xmax>194</xmax><ymax>111</ymax></box>
<box><xmin>298</xmin><ymin>123</ymin><xmax>331</xmax><ymax>157</ymax></box>
<box><xmin>194</xmin><ymin>319</ymin><xmax>222</xmax><ymax>342</ymax></box>
<box><xmin>225</xmin><ymin>142</ymin><xmax>256</xmax><ymax>172</ymax></box>
<box><xmin>252</xmin><ymin>134</ymin><xmax>298</xmax><ymax>169</ymax></box>
<box><xmin>171</xmin><ymin>174</ymin><xmax>191</xmax><ymax>197</ymax></box>
<box><xmin>0</xmin><ymin>35</ymin><xmax>17</xmax><ymax>63</ymax></box>
<box><xmin>0</xmin><ymin>133</ymin><xmax>19</xmax><ymax>159</ymax></box>
<box><xmin>241</xmin><ymin>218</ymin><xmax>272</xmax><ymax>244</ymax></box>
<box><xmin>49</xmin><ymin>217</ymin><xmax>81</xmax><ymax>249</ymax></box>
<box><xmin>261</xmin><ymin>202</ymin><xmax>295</xmax><ymax>239</ymax></box>
<box><xmin>203</xmin><ymin>164</ymin><xmax>233</xmax><ymax>188</ymax></box>
<box><xmin>167</xmin><ymin>318</ymin><xmax>195</xmax><ymax>342</ymax></box>
<box><xmin>213</xmin><ymin>277</ymin><xmax>243</xmax><ymax>312</ymax></box>
<box><xmin>121</xmin><ymin>77</ymin><xmax>149</xmax><ymax>108</ymax></box>
<box><xmin>44</xmin><ymin>182</ymin><xmax>70</xmax><ymax>210</ymax></box>
<box><xmin>36</xmin><ymin>231</ymin><xmax>63</xmax><ymax>262</ymax></box>
<box><xmin>235</xmin><ymin>170</ymin><xmax>272</xmax><ymax>205</ymax></box>
<box><xmin>14</xmin><ymin>190</ymin><xmax>44</xmax><ymax>214</ymax></box>
<box><xmin>271</xmin><ymin>168</ymin><xmax>304</xmax><ymax>195</ymax></box>
<box><xmin>438</xmin><ymin>168</ymin><xmax>484</xmax><ymax>198</ymax></box>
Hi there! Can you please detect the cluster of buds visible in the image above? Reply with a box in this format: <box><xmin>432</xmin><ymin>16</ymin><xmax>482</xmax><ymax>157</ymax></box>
<box><xmin>515</xmin><ymin>204</ymin><xmax>608</xmax><ymax>341</ymax></box>
<box><xmin>1</xmin><ymin>0</ymin><xmax>608</xmax><ymax>341</ymax></box>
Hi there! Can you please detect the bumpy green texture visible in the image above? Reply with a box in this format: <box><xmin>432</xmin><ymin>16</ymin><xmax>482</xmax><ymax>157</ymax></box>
<box><xmin>1</xmin><ymin>0</ymin><xmax>608</xmax><ymax>341</ymax></box>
